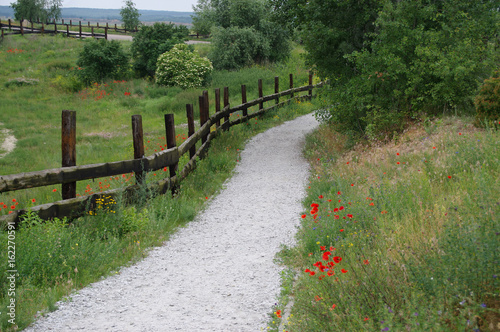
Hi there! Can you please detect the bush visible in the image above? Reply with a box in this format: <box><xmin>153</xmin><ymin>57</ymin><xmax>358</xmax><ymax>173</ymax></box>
<box><xmin>76</xmin><ymin>39</ymin><xmax>130</xmax><ymax>85</ymax></box>
<box><xmin>156</xmin><ymin>44</ymin><xmax>213</xmax><ymax>89</ymax></box>
<box><xmin>474</xmin><ymin>70</ymin><xmax>500</xmax><ymax>128</ymax></box>
<box><xmin>131</xmin><ymin>23</ymin><xmax>189</xmax><ymax>78</ymax></box>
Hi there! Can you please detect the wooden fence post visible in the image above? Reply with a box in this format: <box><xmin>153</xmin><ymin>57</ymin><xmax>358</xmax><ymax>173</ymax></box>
<box><xmin>165</xmin><ymin>114</ymin><xmax>178</xmax><ymax>195</ymax></box>
<box><xmin>309</xmin><ymin>72</ymin><xmax>313</xmax><ymax>97</ymax></box>
<box><xmin>241</xmin><ymin>85</ymin><xmax>247</xmax><ymax>117</ymax></box>
<box><xmin>61</xmin><ymin>110</ymin><xmax>77</xmax><ymax>200</ymax></box>
<box><xmin>41</xmin><ymin>22</ymin><xmax>44</xmax><ymax>35</ymax></box>
<box><xmin>62</xmin><ymin>19</ymin><xmax>64</xmax><ymax>25</ymax></box>
<box><xmin>79</xmin><ymin>22</ymin><xmax>82</xmax><ymax>38</ymax></box>
<box><xmin>114</xmin><ymin>23</ymin><xmax>117</xmax><ymax>31</ymax></box>
<box><xmin>88</xmin><ymin>21</ymin><xmax>90</xmax><ymax>27</ymax></box>
<box><xmin>105</xmin><ymin>27</ymin><xmax>107</xmax><ymax>40</ymax></box>
<box><xmin>215</xmin><ymin>88</ymin><xmax>221</xmax><ymax>128</ymax></box>
<box><xmin>91</xmin><ymin>26</ymin><xmax>94</xmax><ymax>38</ymax></box>
<box><xmin>258</xmin><ymin>79</ymin><xmax>263</xmax><ymax>110</ymax></box>
<box><xmin>1</xmin><ymin>29</ymin><xmax>3</xmax><ymax>40</ymax></box>
<box><xmin>199</xmin><ymin>95</ymin><xmax>207</xmax><ymax>145</ymax></box>
<box><xmin>97</xmin><ymin>22</ymin><xmax>99</xmax><ymax>28</ymax></box>
<box><xmin>31</xmin><ymin>20</ymin><xmax>33</xmax><ymax>31</ymax></box>
<box><xmin>223</xmin><ymin>86</ymin><xmax>229</xmax><ymax>130</ymax></box>
<box><xmin>66</xmin><ymin>24</ymin><xmax>69</xmax><ymax>38</ymax></box>
<box><xmin>20</xmin><ymin>21</ymin><xmax>24</xmax><ymax>36</ymax></box>
<box><xmin>290</xmin><ymin>74</ymin><xmax>294</xmax><ymax>98</ymax></box>
<box><xmin>203</xmin><ymin>90</ymin><xmax>209</xmax><ymax>142</ymax></box>
<box><xmin>8</xmin><ymin>19</ymin><xmax>11</xmax><ymax>29</ymax></box>
<box><xmin>275</xmin><ymin>76</ymin><xmax>279</xmax><ymax>105</ymax></box>
<box><xmin>132</xmin><ymin>115</ymin><xmax>145</xmax><ymax>186</ymax></box>
<box><xmin>54</xmin><ymin>21</ymin><xmax>57</xmax><ymax>34</ymax></box>
<box><xmin>70</xmin><ymin>19</ymin><xmax>72</xmax><ymax>26</ymax></box>
<box><xmin>186</xmin><ymin>104</ymin><xmax>196</xmax><ymax>159</ymax></box>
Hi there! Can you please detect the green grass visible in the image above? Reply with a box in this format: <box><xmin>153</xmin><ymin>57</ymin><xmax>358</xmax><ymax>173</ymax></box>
<box><xmin>269</xmin><ymin>117</ymin><xmax>499</xmax><ymax>331</ymax></box>
<box><xmin>0</xmin><ymin>34</ymin><xmax>310</xmax><ymax>212</ymax></box>
<box><xmin>0</xmin><ymin>33</ymin><xmax>319</xmax><ymax>331</ymax></box>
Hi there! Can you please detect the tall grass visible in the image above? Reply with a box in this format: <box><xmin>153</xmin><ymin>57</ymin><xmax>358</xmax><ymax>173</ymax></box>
<box><xmin>270</xmin><ymin>117</ymin><xmax>499</xmax><ymax>331</ymax></box>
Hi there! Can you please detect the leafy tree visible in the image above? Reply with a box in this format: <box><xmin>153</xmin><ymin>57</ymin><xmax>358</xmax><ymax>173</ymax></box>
<box><xmin>269</xmin><ymin>0</ymin><xmax>382</xmax><ymax>79</ymax></box>
<box><xmin>321</xmin><ymin>0</ymin><xmax>500</xmax><ymax>139</ymax></box>
<box><xmin>11</xmin><ymin>0</ymin><xmax>61</xmax><ymax>22</ymax></box>
<box><xmin>130</xmin><ymin>22</ymin><xmax>189</xmax><ymax>78</ymax></box>
<box><xmin>120</xmin><ymin>0</ymin><xmax>141</xmax><ymax>31</ymax></box>
<box><xmin>76</xmin><ymin>39</ymin><xmax>130</xmax><ymax>85</ymax></box>
<box><xmin>192</xmin><ymin>0</ymin><xmax>290</xmax><ymax>70</ymax></box>
<box><xmin>156</xmin><ymin>43</ymin><xmax>213</xmax><ymax>89</ymax></box>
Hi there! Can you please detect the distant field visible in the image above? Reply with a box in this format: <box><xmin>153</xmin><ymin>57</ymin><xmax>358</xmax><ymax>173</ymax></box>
<box><xmin>0</xmin><ymin>6</ymin><xmax>192</xmax><ymax>25</ymax></box>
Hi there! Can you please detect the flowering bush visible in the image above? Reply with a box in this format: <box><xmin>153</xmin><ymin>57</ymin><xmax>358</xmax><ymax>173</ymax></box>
<box><xmin>155</xmin><ymin>44</ymin><xmax>213</xmax><ymax>89</ymax></box>
<box><xmin>474</xmin><ymin>70</ymin><xmax>500</xmax><ymax>129</ymax></box>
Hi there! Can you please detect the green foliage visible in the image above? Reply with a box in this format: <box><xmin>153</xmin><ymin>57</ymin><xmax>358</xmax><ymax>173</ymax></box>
<box><xmin>155</xmin><ymin>43</ymin><xmax>213</xmax><ymax>89</ymax></box>
<box><xmin>76</xmin><ymin>39</ymin><xmax>130</xmax><ymax>85</ymax></box>
<box><xmin>318</xmin><ymin>0</ymin><xmax>500</xmax><ymax>139</ymax></box>
<box><xmin>474</xmin><ymin>70</ymin><xmax>500</xmax><ymax>128</ymax></box>
<box><xmin>130</xmin><ymin>22</ymin><xmax>189</xmax><ymax>78</ymax></box>
<box><xmin>10</xmin><ymin>0</ymin><xmax>61</xmax><ymax>22</ymax></box>
<box><xmin>269</xmin><ymin>0</ymin><xmax>382</xmax><ymax>79</ymax></box>
<box><xmin>120</xmin><ymin>0</ymin><xmax>141</xmax><ymax>31</ymax></box>
<box><xmin>193</xmin><ymin>0</ymin><xmax>290</xmax><ymax>70</ymax></box>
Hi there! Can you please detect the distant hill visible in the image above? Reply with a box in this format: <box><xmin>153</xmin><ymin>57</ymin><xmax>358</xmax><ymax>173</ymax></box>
<box><xmin>0</xmin><ymin>6</ymin><xmax>192</xmax><ymax>24</ymax></box>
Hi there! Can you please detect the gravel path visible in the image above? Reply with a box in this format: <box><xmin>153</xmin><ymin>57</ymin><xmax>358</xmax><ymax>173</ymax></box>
<box><xmin>25</xmin><ymin>113</ymin><xmax>319</xmax><ymax>332</ymax></box>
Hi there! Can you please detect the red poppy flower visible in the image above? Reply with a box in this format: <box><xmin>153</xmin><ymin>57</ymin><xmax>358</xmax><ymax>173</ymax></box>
<box><xmin>301</xmin><ymin>214</ymin><xmax>307</xmax><ymax>219</ymax></box>
<box><xmin>448</xmin><ymin>175</ymin><xmax>452</xmax><ymax>179</ymax></box>
<box><xmin>337</xmin><ymin>191</ymin><xmax>342</xmax><ymax>195</ymax></box>
<box><xmin>363</xmin><ymin>260</ymin><xmax>369</xmax><ymax>265</ymax></box>
<box><xmin>327</xmin><ymin>270</ymin><xmax>335</xmax><ymax>276</ymax></box>
<box><xmin>31</xmin><ymin>198</ymin><xmax>36</xmax><ymax>203</ymax></box>
<box><xmin>339</xmin><ymin>229</ymin><xmax>344</xmax><ymax>232</ymax></box>
<box><xmin>11</xmin><ymin>205</ymin><xmax>15</xmax><ymax>209</ymax></box>
<box><xmin>347</xmin><ymin>214</ymin><xmax>353</xmax><ymax>218</ymax></box>
<box><xmin>12</xmin><ymin>199</ymin><xmax>16</xmax><ymax>202</ymax></box>
<box><xmin>341</xmin><ymin>269</ymin><xmax>348</xmax><ymax>273</ymax></box>
<box><xmin>319</xmin><ymin>195</ymin><xmax>323</xmax><ymax>199</ymax></box>
<box><xmin>320</xmin><ymin>246</ymin><xmax>326</xmax><ymax>251</ymax></box>
<box><xmin>331</xmin><ymin>304</ymin><xmax>337</xmax><ymax>310</ymax></box>
<box><xmin>339</xmin><ymin>206</ymin><xmax>344</xmax><ymax>210</ymax></box>
<box><xmin>333</xmin><ymin>256</ymin><xmax>342</xmax><ymax>263</ymax></box>
<box><xmin>334</xmin><ymin>208</ymin><xmax>338</xmax><ymax>212</ymax></box>
<box><xmin>322</xmin><ymin>252</ymin><xmax>331</xmax><ymax>261</ymax></box>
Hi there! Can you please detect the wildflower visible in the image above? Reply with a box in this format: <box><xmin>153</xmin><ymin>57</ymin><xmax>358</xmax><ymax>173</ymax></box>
<box><xmin>340</xmin><ymin>229</ymin><xmax>344</xmax><ymax>232</ymax></box>
<box><xmin>315</xmin><ymin>296</ymin><xmax>322</xmax><ymax>301</ymax></box>
<box><xmin>275</xmin><ymin>310</ymin><xmax>282</xmax><ymax>318</ymax></box>
<box><xmin>31</xmin><ymin>198</ymin><xmax>36</xmax><ymax>203</ymax></box>
<box><xmin>301</xmin><ymin>214</ymin><xmax>307</xmax><ymax>219</ymax></box>
<box><xmin>364</xmin><ymin>260</ymin><xmax>369</xmax><ymax>265</ymax></box>
<box><xmin>53</xmin><ymin>188</ymin><xmax>57</xmax><ymax>192</ymax></box>
<box><xmin>330</xmin><ymin>304</ymin><xmax>336</xmax><ymax>310</ymax></box>
<box><xmin>341</xmin><ymin>269</ymin><xmax>348</xmax><ymax>273</ymax></box>
<box><xmin>364</xmin><ymin>317</ymin><xmax>369</xmax><ymax>321</ymax></box>
<box><xmin>448</xmin><ymin>175</ymin><xmax>452</xmax><ymax>179</ymax></box>
<box><xmin>333</xmin><ymin>256</ymin><xmax>342</xmax><ymax>263</ymax></box>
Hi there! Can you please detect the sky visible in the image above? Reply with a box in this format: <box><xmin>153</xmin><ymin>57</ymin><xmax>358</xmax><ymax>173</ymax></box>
<box><xmin>0</xmin><ymin>0</ymin><xmax>197</xmax><ymax>12</ymax></box>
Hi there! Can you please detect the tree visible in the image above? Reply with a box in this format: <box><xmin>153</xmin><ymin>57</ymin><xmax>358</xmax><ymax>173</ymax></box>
<box><xmin>192</xmin><ymin>0</ymin><xmax>290</xmax><ymax>70</ymax></box>
<box><xmin>130</xmin><ymin>23</ymin><xmax>189</xmax><ymax>78</ymax></box>
<box><xmin>11</xmin><ymin>0</ymin><xmax>61</xmax><ymax>22</ymax></box>
<box><xmin>120</xmin><ymin>0</ymin><xmax>141</xmax><ymax>31</ymax></box>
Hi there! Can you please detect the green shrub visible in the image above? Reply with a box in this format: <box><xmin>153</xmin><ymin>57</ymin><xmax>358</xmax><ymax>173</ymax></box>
<box><xmin>156</xmin><ymin>43</ymin><xmax>213</xmax><ymax>89</ymax></box>
<box><xmin>76</xmin><ymin>39</ymin><xmax>130</xmax><ymax>85</ymax></box>
<box><xmin>131</xmin><ymin>23</ymin><xmax>189</xmax><ymax>78</ymax></box>
<box><xmin>474</xmin><ymin>70</ymin><xmax>500</xmax><ymax>128</ymax></box>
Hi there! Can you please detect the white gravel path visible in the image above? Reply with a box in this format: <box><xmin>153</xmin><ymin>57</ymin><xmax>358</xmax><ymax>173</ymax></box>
<box><xmin>25</xmin><ymin>113</ymin><xmax>319</xmax><ymax>332</ymax></box>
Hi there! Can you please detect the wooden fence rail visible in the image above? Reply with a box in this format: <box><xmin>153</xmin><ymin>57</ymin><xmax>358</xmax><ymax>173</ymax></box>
<box><xmin>0</xmin><ymin>75</ymin><xmax>324</xmax><ymax>228</ymax></box>
<box><xmin>0</xmin><ymin>19</ymin><xmax>110</xmax><ymax>39</ymax></box>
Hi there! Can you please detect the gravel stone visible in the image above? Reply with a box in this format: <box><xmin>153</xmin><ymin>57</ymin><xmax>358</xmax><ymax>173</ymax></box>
<box><xmin>25</xmin><ymin>113</ymin><xmax>319</xmax><ymax>332</ymax></box>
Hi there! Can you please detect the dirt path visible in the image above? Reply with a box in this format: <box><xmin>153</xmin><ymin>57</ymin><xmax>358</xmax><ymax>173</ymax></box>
<box><xmin>25</xmin><ymin>113</ymin><xmax>319</xmax><ymax>332</ymax></box>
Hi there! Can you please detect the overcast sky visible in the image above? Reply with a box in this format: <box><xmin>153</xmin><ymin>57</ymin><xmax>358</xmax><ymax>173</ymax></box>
<box><xmin>0</xmin><ymin>0</ymin><xmax>197</xmax><ymax>12</ymax></box>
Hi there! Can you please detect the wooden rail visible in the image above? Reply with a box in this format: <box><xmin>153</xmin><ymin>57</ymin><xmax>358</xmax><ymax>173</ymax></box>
<box><xmin>0</xmin><ymin>76</ymin><xmax>324</xmax><ymax>228</ymax></box>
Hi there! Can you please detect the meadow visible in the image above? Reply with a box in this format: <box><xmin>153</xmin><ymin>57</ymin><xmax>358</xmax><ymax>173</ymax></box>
<box><xmin>268</xmin><ymin>116</ymin><xmax>499</xmax><ymax>331</ymax></box>
<box><xmin>0</xmin><ymin>33</ymin><xmax>316</xmax><ymax>331</ymax></box>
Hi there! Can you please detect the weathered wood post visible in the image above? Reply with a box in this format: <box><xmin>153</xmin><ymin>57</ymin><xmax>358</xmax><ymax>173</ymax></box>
<box><xmin>8</xmin><ymin>19</ymin><xmax>11</xmax><ymax>30</ymax></box>
<box><xmin>41</xmin><ymin>22</ymin><xmax>44</xmax><ymax>35</ymax></box>
<box><xmin>20</xmin><ymin>21</ymin><xmax>24</xmax><ymax>36</ymax></box>
<box><xmin>290</xmin><ymin>74</ymin><xmax>294</xmax><ymax>98</ymax></box>
<box><xmin>54</xmin><ymin>20</ymin><xmax>57</xmax><ymax>34</ymax></box>
<box><xmin>114</xmin><ymin>23</ymin><xmax>117</xmax><ymax>31</ymax></box>
<box><xmin>70</xmin><ymin>19</ymin><xmax>72</xmax><ymax>26</ymax></box>
<box><xmin>91</xmin><ymin>26</ymin><xmax>94</xmax><ymax>38</ymax></box>
<box><xmin>1</xmin><ymin>29</ymin><xmax>4</xmax><ymax>40</ymax></box>
<box><xmin>203</xmin><ymin>90</ymin><xmax>209</xmax><ymax>142</ymax></box>
<box><xmin>223</xmin><ymin>87</ymin><xmax>229</xmax><ymax>130</ymax></box>
<box><xmin>241</xmin><ymin>85</ymin><xmax>247</xmax><ymax>117</ymax></box>
<box><xmin>79</xmin><ymin>22</ymin><xmax>82</xmax><ymax>38</ymax></box>
<box><xmin>132</xmin><ymin>115</ymin><xmax>145</xmax><ymax>186</ymax></box>
<box><xmin>186</xmin><ymin>104</ymin><xmax>196</xmax><ymax>159</ymax></box>
<box><xmin>30</xmin><ymin>20</ymin><xmax>33</xmax><ymax>31</ymax></box>
<box><xmin>62</xmin><ymin>19</ymin><xmax>64</xmax><ymax>25</ymax></box>
<box><xmin>105</xmin><ymin>26</ymin><xmax>108</xmax><ymax>40</ymax></box>
<box><xmin>61</xmin><ymin>110</ymin><xmax>77</xmax><ymax>200</ymax></box>
<box><xmin>309</xmin><ymin>72</ymin><xmax>313</xmax><ymax>98</ymax></box>
<box><xmin>275</xmin><ymin>76</ymin><xmax>279</xmax><ymax>105</ymax></box>
<box><xmin>88</xmin><ymin>21</ymin><xmax>90</xmax><ymax>27</ymax></box>
<box><xmin>66</xmin><ymin>24</ymin><xmax>69</xmax><ymax>38</ymax></box>
<box><xmin>97</xmin><ymin>22</ymin><xmax>99</xmax><ymax>28</ymax></box>
<box><xmin>165</xmin><ymin>114</ymin><xmax>178</xmax><ymax>195</ymax></box>
<box><xmin>258</xmin><ymin>79</ymin><xmax>263</xmax><ymax>110</ymax></box>
<box><xmin>215</xmin><ymin>88</ymin><xmax>221</xmax><ymax>128</ymax></box>
<box><xmin>199</xmin><ymin>96</ymin><xmax>207</xmax><ymax>145</ymax></box>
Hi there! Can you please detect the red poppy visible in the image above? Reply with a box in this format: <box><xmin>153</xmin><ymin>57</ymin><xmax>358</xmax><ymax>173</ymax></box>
<box><xmin>12</xmin><ymin>199</ymin><xmax>16</xmax><ymax>202</ymax></box>
<box><xmin>319</xmin><ymin>195</ymin><xmax>323</xmax><ymax>199</ymax></box>
<box><xmin>333</xmin><ymin>256</ymin><xmax>342</xmax><ymax>263</ymax></box>
<box><xmin>339</xmin><ymin>206</ymin><xmax>344</xmax><ymax>210</ymax></box>
<box><xmin>347</xmin><ymin>214</ymin><xmax>353</xmax><ymax>218</ymax></box>
<box><xmin>320</xmin><ymin>246</ymin><xmax>326</xmax><ymax>251</ymax></box>
<box><xmin>364</xmin><ymin>260</ymin><xmax>369</xmax><ymax>265</ymax></box>
<box><xmin>339</xmin><ymin>229</ymin><xmax>344</xmax><ymax>232</ymax></box>
<box><xmin>301</xmin><ymin>214</ymin><xmax>307</xmax><ymax>219</ymax></box>
<box><xmin>11</xmin><ymin>205</ymin><xmax>15</xmax><ymax>209</ymax></box>
<box><xmin>322</xmin><ymin>252</ymin><xmax>331</xmax><ymax>261</ymax></box>
<box><xmin>341</xmin><ymin>269</ymin><xmax>348</xmax><ymax>273</ymax></box>
<box><xmin>331</xmin><ymin>304</ymin><xmax>337</xmax><ymax>310</ymax></box>
<box><xmin>31</xmin><ymin>198</ymin><xmax>36</xmax><ymax>203</ymax></box>
<box><xmin>327</xmin><ymin>270</ymin><xmax>335</xmax><ymax>276</ymax></box>
<box><xmin>448</xmin><ymin>175</ymin><xmax>452</xmax><ymax>179</ymax></box>
<box><xmin>337</xmin><ymin>191</ymin><xmax>342</xmax><ymax>195</ymax></box>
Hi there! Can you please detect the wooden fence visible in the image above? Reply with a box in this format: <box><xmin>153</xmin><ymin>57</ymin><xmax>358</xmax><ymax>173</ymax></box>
<box><xmin>0</xmin><ymin>18</ymin><xmax>137</xmax><ymax>40</ymax></box>
<box><xmin>0</xmin><ymin>75</ymin><xmax>324</xmax><ymax>228</ymax></box>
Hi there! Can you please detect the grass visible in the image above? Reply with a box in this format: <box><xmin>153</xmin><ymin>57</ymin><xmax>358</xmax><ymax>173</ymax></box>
<box><xmin>0</xmin><ymin>34</ymin><xmax>310</xmax><ymax>212</ymax></box>
<box><xmin>0</xmin><ymin>33</ymin><xmax>319</xmax><ymax>331</ymax></box>
<box><xmin>269</xmin><ymin>116</ymin><xmax>499</xmax><ymax>331</ymax></box>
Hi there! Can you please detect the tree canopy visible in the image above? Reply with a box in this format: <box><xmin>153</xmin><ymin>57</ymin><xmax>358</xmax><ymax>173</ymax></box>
<box><xmin>11</xmin><ymin>0</ymin><xmax>61</xmax><ymax>22</ymax></box>
<box><xmin>192</xmin><ymin>0</ymin><xmax>290</xmax><ymax>70</ymax></box>
<box><xmin>120</xmin><ymin>0</ymin><xmax>141</xmax><ymax>31</ymax></box>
